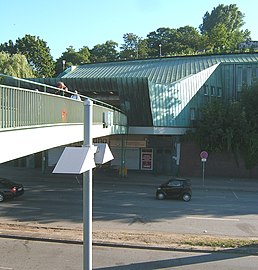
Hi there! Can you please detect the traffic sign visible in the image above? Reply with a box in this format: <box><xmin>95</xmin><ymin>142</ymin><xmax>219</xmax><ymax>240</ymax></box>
<box><xmin>200</xmin><ymin>151</ymin><xmax>208</xmax><ymax>159</ymax></box>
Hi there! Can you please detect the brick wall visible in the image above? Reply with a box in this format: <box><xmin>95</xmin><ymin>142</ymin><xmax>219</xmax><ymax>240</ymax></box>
<box><xmin>179</xmin><ymin>142</ymin><xmax>258</xmax><ymax>178</ymax></box>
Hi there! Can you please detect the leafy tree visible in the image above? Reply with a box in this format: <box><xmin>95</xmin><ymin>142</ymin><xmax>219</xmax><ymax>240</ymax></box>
<box><xmin>146</xmin><ymin>26</ymin><xmax>202</xmax><ymax>57</ymax></box>
<box><xmin>119</xmin><ymin>33</ymin><xmax>148</xmax><ymax>60</ymax></box>
<box><xmin>120</xmin><ymin>33</ymin><xmax>139</xmax><ymax>59</ymax></box>
<box><xmin>0</xmin><ymin>40</ymin><xmax>16</xmax><ymax>55</ymax></box>
<box><xmin>239</xmin><ymin>82</ymin><xmax>258</xmax><ymax>170</ymax></box>
<box><xmin>89</xmin><ymin>40</ymin><xmax>119</xmax><ymax>63</ymax></box>
<box><xmin>55</xmin><ymin>46</ymin><xmax>90</xmax><ymax>75</ymax></box>
<box><xmin>0</xmin><ymin>51</ymin><xmax>34</xmax><ymax>78</ymax></box>
<box><xmin>195</xmin><ymin>100</ymin><xmax>228</xmax><ymax>152</ymax></box>
<box><xmin>191</xmin><ymin>82</ymin><xmax>258</xmax><ymax>171</ymax></box>
<box><xmin>176</xmin><ymin>26</ymin><xmax>202</xmax><ymax>54</ymax></box>
<box><xmin>147</xmin><ymin>27</ymin><xmax>178</xmax><ymax>57</ymax></box>
<box><xmin>206</xmin><ymin>23</ymin><xmax>229</xmax><ymax>52</ymax></box>
<box><xmin>0</xmin><ymin>34</ymin><xmax>55</xmax><ymax>77</ymax></box>
<box><xmin>199</xmin><ymin>4</ymin><xmax>250</xmax><ymax>51</ymax></box>
<box><xmin>200</xmin><ymin>4</ymin><xmax>245</xmax><ymax>34</ymax></box>
<box><xmin>16</xmin><ymin>35</ymin><xmax>55</xmax><ymax>77</ymax></box>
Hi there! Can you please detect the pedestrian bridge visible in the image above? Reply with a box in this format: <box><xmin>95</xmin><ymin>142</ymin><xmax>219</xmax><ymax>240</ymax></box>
<box><xmin>0</xmin><ymin>75</ymin><xmax>127</xmax><ymax>164</ymax></box>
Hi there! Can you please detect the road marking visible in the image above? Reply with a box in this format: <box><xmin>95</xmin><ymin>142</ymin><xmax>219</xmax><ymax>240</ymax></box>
<box><xmin>0</xmin><ymin>266</ymin><xmax>13</xmax><ymax>270</ymax></box>
<box><xmin>0</xmin><ymin>205</ymin><xmax>41</xmax><ymax>210</ymax></box>
<box><xmin>204</xmin><ymin>195</ymin><xmax>226</xmax><ymax>199</ymax></box>
<box><xmin>94</xmin><ymin>211</ymin><xmax>136</xmax><ymax>217</ymax></box>
<box><xmin>232</xmin><ymin>191</ymin><xmax>239</xmax><ymax>200</ymax></box>
<box><xmin>186</xmin><ymin>217</ymin><xmax>239</xmax><ymax>221</ymax></box>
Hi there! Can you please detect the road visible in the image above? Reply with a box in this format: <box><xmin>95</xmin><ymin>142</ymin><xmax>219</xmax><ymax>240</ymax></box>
<box><xmin>93</xmin><ymin>180</ymin><xmax>258</xmax><ymax>238</ymax></box>
<box><xmin>0</xmin><ymin>238</ymin><xmax>257</xmax><ymax>270</ymax></box>
<box><xmin>0</xmin><ymin>172</ymin><xmax>258</xmax><ymax>238</ymax></box>
<box><xmin>1</xmin><ymin>167</ymin><xmax>258</xmax><ymax>269</ymax></box>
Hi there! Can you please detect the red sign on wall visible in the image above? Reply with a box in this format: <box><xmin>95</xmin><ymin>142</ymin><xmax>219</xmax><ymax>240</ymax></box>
<box><xmin>141</xmin><ymin>148</ymin><xmax>153</xmax><ymax>170</ymax></box>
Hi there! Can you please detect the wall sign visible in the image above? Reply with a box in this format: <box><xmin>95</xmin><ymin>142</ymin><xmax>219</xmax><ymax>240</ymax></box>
<box><xmin>141</xmin><ymin>148</ymin><xmax>153</xmax><ymax>170</ymax></box>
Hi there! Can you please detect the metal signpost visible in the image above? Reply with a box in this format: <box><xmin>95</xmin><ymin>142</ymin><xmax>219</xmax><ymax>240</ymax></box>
<box><xmin>83</xmin><ymin>99</ymin><xmax>93</xmax><ymax>270</ymax></box>
<box><xmin>53</xmin><ymin>98</ymin><xmax>114</xmax><ymax>270</ymax></box>
<box><xmin>200</xmin><ymin>151</ymin><xmax>208</xmax><ymax>187</ymax></box>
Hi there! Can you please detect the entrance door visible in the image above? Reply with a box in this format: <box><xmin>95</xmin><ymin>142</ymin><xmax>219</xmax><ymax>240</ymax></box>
<box><xmin>155</xmin><ymin>149</ymin><xmax>174</xmax><ymax>175</ymax></box>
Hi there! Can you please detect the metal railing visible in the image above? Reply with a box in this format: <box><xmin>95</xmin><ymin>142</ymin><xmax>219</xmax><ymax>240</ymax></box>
<box><xmin>0</xmin><ymin>74</ymin><xmax>127</xmax><ymax>130</ymax></box>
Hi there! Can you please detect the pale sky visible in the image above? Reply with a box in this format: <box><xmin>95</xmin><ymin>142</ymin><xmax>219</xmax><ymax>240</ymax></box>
<box><xmin>1</xmin><ymin>0</ymin><xmax>257</xmax><ymax>59</ymax></box>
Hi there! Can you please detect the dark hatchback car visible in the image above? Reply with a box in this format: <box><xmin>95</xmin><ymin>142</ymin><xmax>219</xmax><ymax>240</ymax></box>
<box><xmin>156</xmin><ymin>178</ymin><xmax>192</xmax><ymax>202</ymax></box>
<box><xmin>0</xmin><ymin>178</ymin><xmax>24</xmax><ymax>202</ymax></box>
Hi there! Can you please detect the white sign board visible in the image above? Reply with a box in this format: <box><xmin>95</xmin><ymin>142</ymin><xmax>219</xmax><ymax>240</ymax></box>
<box><xmin>52</xmin><ymin>146</ymin><xmax>96</xmax><ymax>174</ymax></box>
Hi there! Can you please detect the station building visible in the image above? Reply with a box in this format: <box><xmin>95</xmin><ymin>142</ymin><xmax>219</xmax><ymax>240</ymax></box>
<box><xmin>36</xmin><ymin>53</ymin><xmax>258</xmax><ymax>177</ymax></box>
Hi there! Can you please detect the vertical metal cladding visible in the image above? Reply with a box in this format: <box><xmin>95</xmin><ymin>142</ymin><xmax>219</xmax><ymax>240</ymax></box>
<box><xmin>33</xmin><ymin>54</ymin><xmax>258</xmax><ymax>127</ymax></box>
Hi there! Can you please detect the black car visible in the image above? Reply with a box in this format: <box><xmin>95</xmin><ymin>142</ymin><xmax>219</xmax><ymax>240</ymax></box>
<box><xmin>156</xmin><ymin>178</ymin><xmax>192</xmax><ymax>201</ymax></box>
<box><xmin>0</xmin><ymin>178</ymin><xmax>24</xmax><ymax>202</ymax></box>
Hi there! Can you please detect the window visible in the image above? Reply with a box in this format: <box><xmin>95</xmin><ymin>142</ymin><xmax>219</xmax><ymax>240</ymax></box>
<box><xmin>210</xmin><ymin>86</ymin><xmax>215</xmax><ymax>96</ymax></box>
<box><xmin>217</xmin><ymin>87</ymin><xmax>222</xmax><ymax>97</ymax></box>
<box><xmin>203</xmin><ymin>84</ymin><xmax>209</xmax><ymax>95</ymax></box>
<box><xmin>236</xmin><ymin>67</ymin><xmax>243</xmax><ymax>92</ymax></box>
<box><xmin>190</xmin><ymin>108</ymin><xmax>196</xmax><ymax>120</ymax></box>
<box><xmin>168</xmin><ymin>180</ymin><xmax>182</xmax><ymax>187</ymax></box>
<box><xmin>247</xmin><ymin>67</ymin><xmax>252</xmax><ymax>86</ymax></box>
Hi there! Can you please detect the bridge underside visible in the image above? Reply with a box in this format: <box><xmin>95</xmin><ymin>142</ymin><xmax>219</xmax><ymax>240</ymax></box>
<box><xmin>0</xmin><ymin>124</ymin><xmax>121</xmax><ymax>164</ymax></box>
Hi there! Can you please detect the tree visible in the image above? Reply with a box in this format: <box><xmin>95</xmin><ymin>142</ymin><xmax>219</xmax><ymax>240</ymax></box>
<box><xmin>195</xmin><ymin>100</ymin><xmax>228</xmax><ymax>152</ymax></box>
<box><xmin>147</xmin><ymin>27</ymin><xmax>178</xmax><ymax>57</ymax></box>
<box><xmin>206</xmin><ymin>23</ymin><xmax>229</xmax><ymax>52</ymax></box>
<box><xmin>146</xmin><ymin>26</ymin><xmax>202</xmax><ymax>57</ymax></box>
<box><xmin>190</xmin><ymin>83</ymin><xmax>258</xmax><ymax>172</ymax></box>
<box><xmin>199</xmin><ymin>4</ymin><xmax>250</xmax><ymax>52</ymax></box>
<box><xmin>0</xmin><ymin>51</ymin><xmax>34</xmax><ymax>78</ymax></box>
<box><xmin>89</xmin><ymin>40</ymin><xmax>119</xmax><ymax>63</ymax></box>
<box><xmin>0</xmin><ymin>40</ymin><xmax>16</xmax><ymax>55</ymax></box>
<box><xmin>0</xmin><ymin>35</ymin><xmax>55</xmax><ymax>77</ymax></box>
<box><xmin>176</xmin><ymin>26</ymin><xmax>202</xmax><ymax>54</ymax></box>
<box><xmin>55</xmin><ymin>46</ymin><xmax>90</xmax><ymax>75</ymax></box>
<box><xmin>120</xmin><ymin>33</ymin><xmax>139</xmax><ymax>59</ymax></box>
<box><xmin>239</xmin><ymin>82</ymin><xmax>258</xmax><ymax>170</ymax></box>
<box><xmin>119</xmin><ymin>33</ymin><xmax>148</xmax><ymax>59</ymax></box>
<box><xmin>200</xmin><ymin>4</ymin><xmax>245</xmax><ymax>34</ymax></box>
<box><xmin>15</xmin><ymin>35</ymin><xmax>55</xmax><ymax>77</ymax></box>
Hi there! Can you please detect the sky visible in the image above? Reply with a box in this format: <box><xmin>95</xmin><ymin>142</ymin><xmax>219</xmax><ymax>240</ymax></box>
<box><xmin>1</xmin><ymin>0</ymin><xmax>257</xmax><ymax>60</ymax></box>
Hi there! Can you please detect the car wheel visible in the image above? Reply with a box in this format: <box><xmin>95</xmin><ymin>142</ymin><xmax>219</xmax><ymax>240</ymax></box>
<box><xmin>157</xmin><ymin>193</ymin><xmax>165</xmax><ymax>200</ymax></box>
<box><xmin>0</xmin><ymin>193</ymin><xmax>4</xmax><ymax>202</ymax></box>
<box><xmin>182</xmin><ymin>193</ymin><xmax>191</xmax><ymax>202</ymax></box>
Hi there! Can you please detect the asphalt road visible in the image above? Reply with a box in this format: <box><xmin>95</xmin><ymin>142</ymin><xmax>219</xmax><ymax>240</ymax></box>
<box><xmin>0</xmin><ymin>170</ymin><xmax>258</xmax><ymax>238</ymax></box>
<box><xmin>1</xmin><ymin>166</ymin><xmax>258</xmax><ymax>269</ymax></box>
<box><xmin>93</xmin><ymin>180</ymin><xmax>258</xmax><ymax>238</ymax></box>
<box><xmin>1</xmin><ymin>238</ymin><xmax>258</xmax><ymax>270</ymax></box>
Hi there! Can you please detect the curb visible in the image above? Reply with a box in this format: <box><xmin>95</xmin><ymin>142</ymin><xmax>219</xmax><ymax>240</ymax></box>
<box><xmin>1</xmin><ymin>230</ymin><xmax>258</xmax><ymax>256</ymax></box>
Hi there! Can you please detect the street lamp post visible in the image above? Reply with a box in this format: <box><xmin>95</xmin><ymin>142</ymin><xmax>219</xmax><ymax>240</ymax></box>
<box><xmin>62</xmin><ymin>60</ymin><xmax>66</xmax><ymax>71</ymax></box>
<box><xmin>159</xmin><ymin>44</ymin><xmax>162</xmax><ymax>57</ymax></box>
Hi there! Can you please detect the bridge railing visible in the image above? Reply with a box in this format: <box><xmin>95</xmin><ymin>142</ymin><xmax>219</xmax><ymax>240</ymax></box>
<box><xmin>0</xmin><ymin>75</ymin><xmax>127</xmax><ymax>130</ymax></box>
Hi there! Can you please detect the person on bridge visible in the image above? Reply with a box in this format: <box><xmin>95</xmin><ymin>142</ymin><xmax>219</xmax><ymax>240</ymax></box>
<box><xmin>56</xmin><ymin>81</ymin><xmax>69</xmax><ymax>97</ymax></box>
<box><xmin>70</xmin><ymin>90</ymin><xmax>81</xmax><ymax>101</ymax></box>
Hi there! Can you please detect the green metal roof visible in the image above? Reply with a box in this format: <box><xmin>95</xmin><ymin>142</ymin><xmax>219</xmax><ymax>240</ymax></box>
<box><xmin>32</xmin><ymin>53</ymin><xmax>258</xmax><ymax>128</ymax></box>
<box><xmin>62</xmin><ymin>53</ymin><xmax>258</xmax><ymax>84</ymax></box>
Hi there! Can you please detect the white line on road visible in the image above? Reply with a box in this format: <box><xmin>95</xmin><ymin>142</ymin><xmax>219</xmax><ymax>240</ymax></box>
<box><xmin>0</xmin><ymin>266</ymin><xmax>13</xmax><ymax>270</ymax></box>
<box><xmin>186</xmin><ymin>217</ymin><xmax>239</xmax><ymax>221</ymax></box>
<box><xmin>0</xmin><ymin>205</ymin><xmax>41</xmax><ymax>210</ymax></box>
<box><xmin>232</xmin><ymin>191</ymin><xmax>239</xmax><ymax>200</ymax></box>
